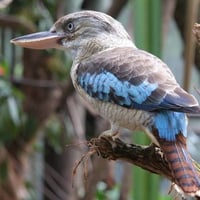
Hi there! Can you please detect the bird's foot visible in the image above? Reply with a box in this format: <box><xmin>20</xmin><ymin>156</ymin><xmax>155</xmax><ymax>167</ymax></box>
<box><xmin>99</xmin><ymin>130</ymin><xmax>119</xmax><ymax>141</ymax></box>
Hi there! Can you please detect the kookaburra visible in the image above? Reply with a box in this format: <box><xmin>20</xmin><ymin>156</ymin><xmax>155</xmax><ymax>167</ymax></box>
<box><xmin>11</xmin><ymin>10</ymin><xmax>200</xmax><ymax>196</ymax></box>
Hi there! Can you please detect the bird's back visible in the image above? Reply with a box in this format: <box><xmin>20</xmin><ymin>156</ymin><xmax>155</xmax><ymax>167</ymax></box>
<box><xmin>75</xmin><ymin>47</ymin><xmax>200</xmax><ymax>114</ymax></box>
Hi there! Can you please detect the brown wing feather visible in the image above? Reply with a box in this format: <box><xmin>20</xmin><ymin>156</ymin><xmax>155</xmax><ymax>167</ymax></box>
<box><xmin>77</xmin><ymin>47</ymin><xmax>200</xmax><ymax>112</ymax></box>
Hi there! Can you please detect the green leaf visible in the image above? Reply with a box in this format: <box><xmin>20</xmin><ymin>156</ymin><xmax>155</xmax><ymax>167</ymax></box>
<box><xmin>7</xmin><ymin>96</ymin><xmax>20</xmax><ymax>126</ymax></box>
<box><xmin>44</xmin><ymin>116</ymin><xmax>64</xmax><ymax>153</ymax></box>
<box><xmin>0</xmin><ymin>79</ymin><xmax>11</xmax><ymax>98</ymax></box>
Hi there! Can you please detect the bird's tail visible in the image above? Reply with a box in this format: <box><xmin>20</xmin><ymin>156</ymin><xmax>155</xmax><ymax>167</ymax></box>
<box><xmin>157</xmin><ymin>134</ymin><xmax>200</xmax><ymax>194</ymax></box>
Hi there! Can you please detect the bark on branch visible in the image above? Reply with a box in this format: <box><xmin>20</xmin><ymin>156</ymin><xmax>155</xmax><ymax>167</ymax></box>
<box><xmin>89</xmin><ymin>136</ymin><xmax>171</xmax><ymax>178</ymax></box>
<box><xmin>88</xmin><ymin>136</ymin><xmax>200</xmax><ymax>200</ymax></box>
<box><xmin>193</xmin><ymin>23</ymin><xmax>200</xmax><ymax>46</ymax></box>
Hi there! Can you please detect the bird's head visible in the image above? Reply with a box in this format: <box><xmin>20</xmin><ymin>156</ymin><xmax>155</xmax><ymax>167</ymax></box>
<box><xmin>11</xmin><ymin>10</ymin><xmax>135</xmax><ymax>60</ymax></box>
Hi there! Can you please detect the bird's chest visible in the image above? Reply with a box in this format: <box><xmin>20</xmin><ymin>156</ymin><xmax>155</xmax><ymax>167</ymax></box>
<box><xmin>94</xmin><ymin>100</ymin><xmax>153</xmax><ymax>131</ymax></box>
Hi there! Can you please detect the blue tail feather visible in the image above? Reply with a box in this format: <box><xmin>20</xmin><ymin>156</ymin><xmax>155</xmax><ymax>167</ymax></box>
<box><xmin>153</xmin><ymin>111</ymin><xmax>187</xmax><ymax>141</ymax></box>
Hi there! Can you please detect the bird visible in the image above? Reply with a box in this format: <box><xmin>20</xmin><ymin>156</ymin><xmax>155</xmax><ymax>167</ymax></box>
<box><xmin>11</xmin><ymin>10</ymin><xmax>200</xmax><ymax>195</ymax></box>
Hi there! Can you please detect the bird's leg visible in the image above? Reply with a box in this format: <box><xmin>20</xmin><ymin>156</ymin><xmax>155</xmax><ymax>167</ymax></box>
<box><xmin>99</xmin><ymin>124</ymin><xmax>120</xmax><ymax>140</ymax></box>
<box><xmin>98</xmin><ymin>129</ymin><xmax>120</xmax><ymax>152</ymax></box>
<box><xmin>142</xmin><ymin>127</ymin><xmax>160</xmax><ymax>147</ymax></box>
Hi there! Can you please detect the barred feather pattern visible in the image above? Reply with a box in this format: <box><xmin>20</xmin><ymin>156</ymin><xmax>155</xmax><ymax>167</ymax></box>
<box><xmin>153</xmin><ymin>131</ymin><xmax>200</xmax><ymax>194</ymax></box>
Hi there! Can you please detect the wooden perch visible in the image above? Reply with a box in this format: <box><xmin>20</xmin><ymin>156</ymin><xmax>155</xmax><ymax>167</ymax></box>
<box><xmin>89</xmin><ymin>136</ymin><xmax>171</xmax><ymax>178</ymax></box>
<box><xmin>88</xmin><ymin>136</ymin><xmax>200</xmax><ymax>200</ymax></box>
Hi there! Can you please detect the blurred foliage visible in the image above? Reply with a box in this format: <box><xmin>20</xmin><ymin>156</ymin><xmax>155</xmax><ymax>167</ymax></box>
<box><xmin>0</xmin><ymin>60</ymin><xmax>9</xmax><ymax>76</ymax></box>
<box><xmin>132</xmin><ymin>0</ymin><xmax>163</xmax><ymax>200</ymax></box>
<box><xmin>45</xmin><ymin>50</ymin><xmax>72</xmax><ymax>81</ymax></box>
<box><xmin>96</xmin><ymin>182</ymin><xmax>120</xmax><ymax>200</ymax></box>
<box><xmin>0</xmin><ymin>160</ymin><xmax>8</xmax><ymax>183</ymax></box>
<box><xmin>0</xmin><ymin>2</ymin><xmax>73</xmax><ymax>197</ymax></box>
<box><xmin>7</xmin><ymin>0</ymin><xmax>54</xmax><ymax>29</ymax></box>
<box><xmin>0</xmin><ymin>62</ymin><xmax>38</xmax><ymax>144</ymax></box>
<box><xmin>0</xmin><ymin>0</ymin><xmax>71</xmax><ymax>154</ymax></box>
<box><xmin>44</xmin><ymin>115</ymin><xmax>66</xmax><ymax>154</ymax></box>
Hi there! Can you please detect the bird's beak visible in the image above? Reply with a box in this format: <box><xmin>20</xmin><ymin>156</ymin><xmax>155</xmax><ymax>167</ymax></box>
<box><xmin>10</xmin><ymin>31</ymin><xmax>64</xmax><ymax>49</ymax></box>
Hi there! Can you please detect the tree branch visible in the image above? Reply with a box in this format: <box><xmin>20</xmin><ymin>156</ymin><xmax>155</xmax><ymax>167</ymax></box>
<box><xmin>88</xmin><ymin>136</ymin><xmax>200</xmax><ymax>200</ymax></box>
<box><xmin>89</xmin><ymin>136</ymin><xmax>171</xmax><ymax>177</ymax></box>
<box><xmin>193</xmin><ymin>23</ymin><xmax>200</xmax><ymax>45</ymax></box>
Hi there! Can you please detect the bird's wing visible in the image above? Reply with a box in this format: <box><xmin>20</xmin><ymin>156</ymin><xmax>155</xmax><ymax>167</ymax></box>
<box><xmin>76</xmin><ymin>47</ymin><xmax>199</xmax><ymax>113</ymax></box>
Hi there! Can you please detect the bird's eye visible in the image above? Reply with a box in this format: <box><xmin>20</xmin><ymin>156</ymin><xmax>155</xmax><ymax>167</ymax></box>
<box><xmin>66</xmin><ymin>22</ymin><xmax>74</xmax><ymax>32</ymax></box>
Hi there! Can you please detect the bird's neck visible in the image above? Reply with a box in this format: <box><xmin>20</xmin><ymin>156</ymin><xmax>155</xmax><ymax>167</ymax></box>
<box><xmin>73</xmin><ymin>35</ymin><xmax>136</xmax><ymax>63</ymax></box>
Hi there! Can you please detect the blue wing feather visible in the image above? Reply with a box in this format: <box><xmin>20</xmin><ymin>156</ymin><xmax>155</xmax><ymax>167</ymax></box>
<box><xmin>78</xmin><ymin>71</ymin><xmax>158</xmax><ymax>108</ymax></box>
<box><xmin>76</xmin><ymin>47</ymin><xmax>200</xmax><ymax>113</ymax></box>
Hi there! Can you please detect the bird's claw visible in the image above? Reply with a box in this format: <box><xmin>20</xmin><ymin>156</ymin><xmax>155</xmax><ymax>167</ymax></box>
<box><xmin>99</xmin><ymin>130</ymin><xmax>119</xmax><ymax>141</ymax></box>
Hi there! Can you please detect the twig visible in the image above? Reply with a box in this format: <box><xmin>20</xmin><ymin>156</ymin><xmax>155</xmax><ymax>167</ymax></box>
<box><xmin>183</xmin><ymin>0</ymin><xmax>199</xmax><ymax>91</ymax></box>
